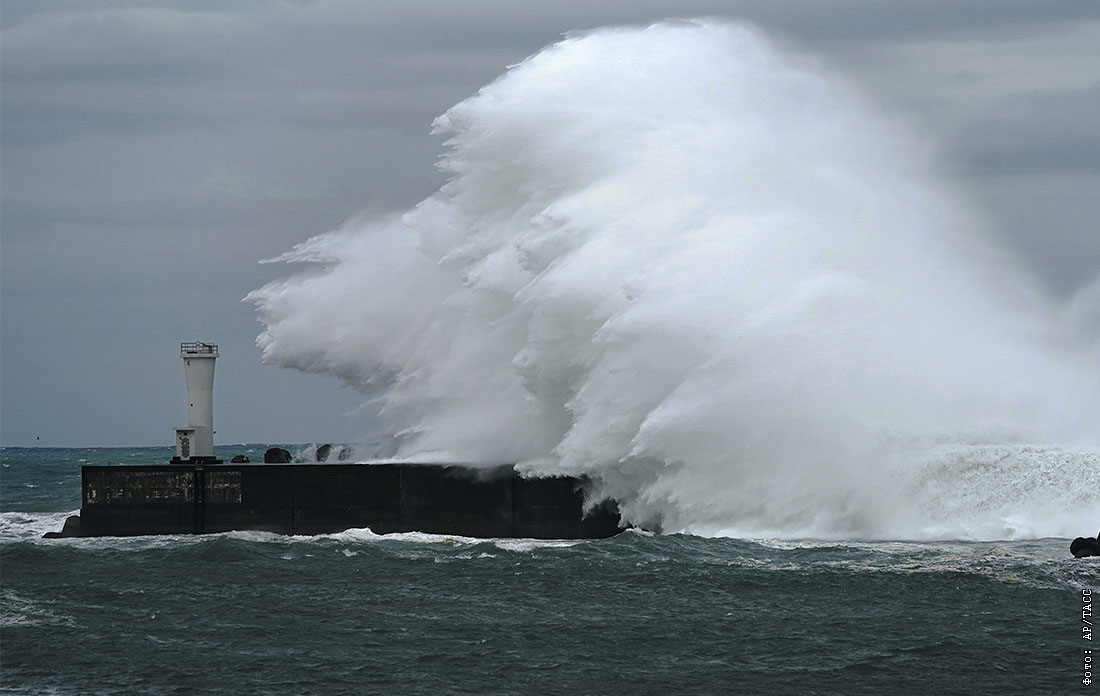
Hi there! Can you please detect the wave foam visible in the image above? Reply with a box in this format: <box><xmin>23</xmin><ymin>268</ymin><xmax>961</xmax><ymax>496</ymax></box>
<box><xmin>248</xmin><ymin>19</ymin><xmax>1100</xmax><ymax>539</ymax></box>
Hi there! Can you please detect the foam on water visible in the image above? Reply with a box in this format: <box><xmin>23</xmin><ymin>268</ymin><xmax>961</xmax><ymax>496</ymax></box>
<box><xmin>0</xmin><ymin>511</ymin><xmax>77</xmax><ymax>542</ymax></box>
<box><xmin>248</xmin><ymin>19</ymin><xmax>1100</xmax><ymax>540</ymax></box>
<box><xmin>0</xmin><ymin>589</ymin><xmax>76</xmax><ymax>629</ymax></box>
<box><xmin>746</xmin><ymin>538</ymin><xmax>1100</xmax><ymax>591</ymax></box>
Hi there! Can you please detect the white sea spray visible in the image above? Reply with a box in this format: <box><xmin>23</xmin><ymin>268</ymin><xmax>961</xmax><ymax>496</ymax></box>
<box><xmin>248</xmin><ymin>20</ymin><xmax>1100</xmax><ymax>539</ymax></box>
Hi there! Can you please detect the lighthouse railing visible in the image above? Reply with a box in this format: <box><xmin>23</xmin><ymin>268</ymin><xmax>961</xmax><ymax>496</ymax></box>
<box><xmin>180</xmin><ymin>342</ymin><xmax>218</xmax><ymax>356</ymax></box>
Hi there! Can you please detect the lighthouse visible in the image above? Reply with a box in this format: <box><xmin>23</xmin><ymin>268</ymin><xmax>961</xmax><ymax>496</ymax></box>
<box><xmin>173</xmin><ymin>341</ymin><xmax>220</xmax><ymax>463</ymax></box>
<box><xmin>48</xmin><ymin>337</ymin><xmax>626</xmax><ymax>539</ymax></box>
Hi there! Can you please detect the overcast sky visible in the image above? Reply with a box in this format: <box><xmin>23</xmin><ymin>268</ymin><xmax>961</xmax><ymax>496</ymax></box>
<box><xmin>2</xmin><ymin>1</ymin><xmax>1097</xmax><ymax>448</ymax></box>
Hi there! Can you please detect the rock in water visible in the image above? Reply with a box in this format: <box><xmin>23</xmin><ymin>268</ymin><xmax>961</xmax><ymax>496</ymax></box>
<box><xmin>1070</xmin><ymin>536</ymin><xmax>1100</xmax><ymax>558</ymax></box>
<box><xmin>43</xmin><ymin>514</ymin><xmax>82</xmax><ymax>539</ymax></box>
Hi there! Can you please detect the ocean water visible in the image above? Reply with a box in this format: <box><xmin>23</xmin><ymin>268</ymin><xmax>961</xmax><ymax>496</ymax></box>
<box><xmin>6</xmin><ymin>18</ymin><xmax>1100</xmax><ymax>696</ymax></box>
<box><xmin>2</xmin><ymin>446</ymin><xmax>1096</xmax><ymax>695</ymax></box>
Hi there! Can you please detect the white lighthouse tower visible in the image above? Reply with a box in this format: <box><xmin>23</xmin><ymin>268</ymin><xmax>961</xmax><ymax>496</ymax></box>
<box><xmin>173</xmin><ymin>341</ymin><xmax>220</xmax><ymax>463</ymax></box>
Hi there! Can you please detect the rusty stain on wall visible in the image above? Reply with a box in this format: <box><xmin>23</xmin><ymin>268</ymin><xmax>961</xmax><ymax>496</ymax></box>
<box><xmin>85</xmin><ymin>470</ymin><xmax>194</xmax><ymax>505</ymax></box>
<box><xmin>205</xmin><ymin>470</ymin><xmax>243</xmax><ymax>504</ymax></box>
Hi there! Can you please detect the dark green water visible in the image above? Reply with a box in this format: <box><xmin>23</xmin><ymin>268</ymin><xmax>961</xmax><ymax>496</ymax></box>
<box><xmin>2</xmin><ymin>448</ymin><xmax>1096</xmax><ymax>695</ymax></box>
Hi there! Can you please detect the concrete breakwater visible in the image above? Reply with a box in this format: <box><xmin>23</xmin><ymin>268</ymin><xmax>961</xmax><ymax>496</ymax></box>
<box><xmin>49</xmin><ymin>462</ymin><xmax>623</xmax><ymax>539</ymax></box>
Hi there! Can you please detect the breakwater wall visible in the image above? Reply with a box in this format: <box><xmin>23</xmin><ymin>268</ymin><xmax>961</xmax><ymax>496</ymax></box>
<box><xmin>59</xmin><ymin>463</ymin><xmax>621</xmax><ymax>539</ymax></box>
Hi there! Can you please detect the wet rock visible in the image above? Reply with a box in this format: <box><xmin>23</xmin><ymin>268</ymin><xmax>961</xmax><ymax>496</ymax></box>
<box><xmin>1070</xmin><ymin>536</ymin><xmax>1100</xmax><ymax>558</ymax></box>
<box><xmin>231</xmin><ymin>455</ymin><xmax>250</xmax><ymax>463</ymax></box>
<box><xmin>43</xmin><ymin>514</ymin><xmax>82</xmax><ymax>539</ymax></box>
<box><xmin>264</xmin><ymin>447</ymin><xmax>292</xmax><ymax>463</ymax></box>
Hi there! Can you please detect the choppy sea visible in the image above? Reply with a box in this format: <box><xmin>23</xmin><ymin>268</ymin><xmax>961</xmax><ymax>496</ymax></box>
<box><xmin>2</xmin><ymin>447</ymin><xmax>1096</xmax><ymax>695</ymax></box>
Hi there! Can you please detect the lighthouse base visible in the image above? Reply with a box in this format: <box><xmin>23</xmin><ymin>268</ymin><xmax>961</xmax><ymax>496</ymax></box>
<box><xmin>169</xmin><ymin>456</ymin><xmax>223</xmax><ymax>465</ymax></box>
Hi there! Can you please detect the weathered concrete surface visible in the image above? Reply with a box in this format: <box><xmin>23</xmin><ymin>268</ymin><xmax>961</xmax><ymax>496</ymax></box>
<box><xmin>65</xmin><ymin>463</ymin><xmax>622</xmax><ymax>539</ymax></box>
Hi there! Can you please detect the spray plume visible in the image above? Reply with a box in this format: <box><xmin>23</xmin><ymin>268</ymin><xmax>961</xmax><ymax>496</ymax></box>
<box><xmin>248</xmin><ymin>20</ymin><xmax>1099</xmax><ymax>539</ymax></box>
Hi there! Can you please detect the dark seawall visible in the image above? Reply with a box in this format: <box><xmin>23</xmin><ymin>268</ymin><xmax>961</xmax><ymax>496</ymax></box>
<box><xmin>55</xmin><ymin>463</ymin><xmax>622</xmax><ymax>539</ymax></box>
